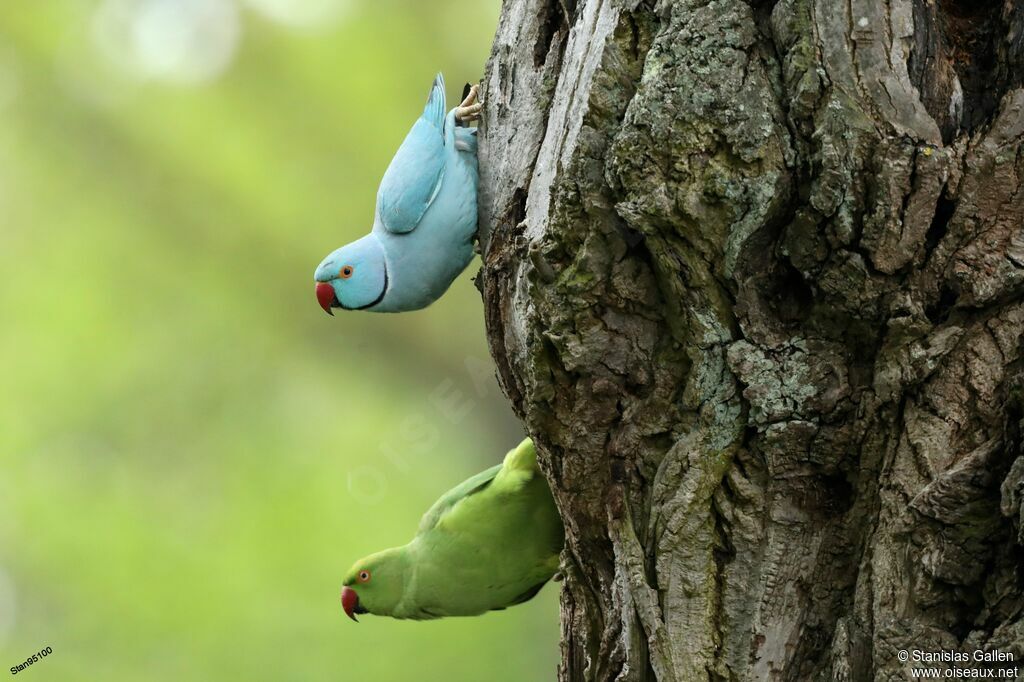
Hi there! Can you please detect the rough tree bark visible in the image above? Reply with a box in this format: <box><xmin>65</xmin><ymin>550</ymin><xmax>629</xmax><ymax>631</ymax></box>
<box><xmin>476</xmin><ymin>0</ymin><xmax>1024</xmax><ymax>680</ymax></box>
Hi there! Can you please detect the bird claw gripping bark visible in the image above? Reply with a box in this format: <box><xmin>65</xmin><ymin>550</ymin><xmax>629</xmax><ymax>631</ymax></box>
<box><xmin>455</xmin><ymin>84</ymin><xmax>482</xmax><ymax>124</ymax></box>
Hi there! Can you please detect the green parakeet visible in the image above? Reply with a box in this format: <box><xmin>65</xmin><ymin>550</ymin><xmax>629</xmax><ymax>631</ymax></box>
<box><xmin>340</xmin><ymin>438</ymin><xmax>563</xmax><ymax>621</ymax></box>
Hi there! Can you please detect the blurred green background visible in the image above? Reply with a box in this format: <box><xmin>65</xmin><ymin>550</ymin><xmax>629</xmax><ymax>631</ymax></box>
<box><xmin>0</xmin><ymin>1</ymin><xmax>562</xmax><ymax>680</ymax></box>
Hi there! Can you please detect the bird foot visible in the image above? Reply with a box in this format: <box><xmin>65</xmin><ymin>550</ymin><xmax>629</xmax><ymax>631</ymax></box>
<box><xmin>455</xmin><ymin>84</ymin><xmax>482</xmax><ymax>124</ymax></box>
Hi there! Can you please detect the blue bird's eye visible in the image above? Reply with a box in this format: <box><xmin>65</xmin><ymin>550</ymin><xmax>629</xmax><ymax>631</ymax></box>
<box><xmin>339</xmin><ymin>265</ymin><xmax>354</xmax><ymax>279</ymax></box>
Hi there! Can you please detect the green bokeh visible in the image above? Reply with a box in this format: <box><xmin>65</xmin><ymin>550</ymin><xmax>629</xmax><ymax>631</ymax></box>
<box><xmin>0</xmin><ymin>2</ymin><xmax>560</xmax><ymax>679</ymax></box>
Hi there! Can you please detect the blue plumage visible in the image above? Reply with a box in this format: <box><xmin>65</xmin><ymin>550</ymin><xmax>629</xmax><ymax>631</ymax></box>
<box><xmin>314</xmin><ymin>74</ymin><xmax>479</xmax><ymax>314</ymax></box>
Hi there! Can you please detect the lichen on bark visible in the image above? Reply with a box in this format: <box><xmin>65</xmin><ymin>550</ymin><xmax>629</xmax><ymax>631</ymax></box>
<box><xmin>477</xmin><ymin>0</ymin><xmax>1024</xmax><ymax>680</ymax></box>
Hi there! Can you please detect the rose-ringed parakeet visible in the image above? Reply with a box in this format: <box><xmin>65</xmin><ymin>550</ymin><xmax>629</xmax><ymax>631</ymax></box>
<box><xmin>340</xmin><ymin>438</ymin><xmax>563</xmax><ymax>621</ymax></box>
<box><xmin>314</xmin><ymin>74</ymin><xmax>481</xmax><ymax>314</ymax></box>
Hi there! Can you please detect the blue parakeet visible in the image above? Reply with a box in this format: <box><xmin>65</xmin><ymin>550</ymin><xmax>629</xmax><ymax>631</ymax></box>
<box><xmin>314</xmin><ymin>74</ymin><xmax>481</xmax><ymax>314</ymax></box>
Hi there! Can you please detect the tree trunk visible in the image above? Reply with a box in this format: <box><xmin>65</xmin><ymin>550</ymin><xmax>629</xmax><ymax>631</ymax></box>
<box><xmin>476</xmin><ymin>0</ymin><xmax>1024</xmax><ymax>680</ymax></box>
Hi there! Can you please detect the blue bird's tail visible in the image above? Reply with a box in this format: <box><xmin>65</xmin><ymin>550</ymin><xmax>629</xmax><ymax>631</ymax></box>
<box><xmin>422</xmin><ymin>73</ymin><xmax>446</xmax><ymax>131</ymax></box>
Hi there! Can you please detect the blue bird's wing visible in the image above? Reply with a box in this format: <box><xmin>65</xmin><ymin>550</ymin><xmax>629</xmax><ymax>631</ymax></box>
<box><xmin>376</xmin><ymin>74</ymin><xmax>447</xmax><ymax>234</ymax></box>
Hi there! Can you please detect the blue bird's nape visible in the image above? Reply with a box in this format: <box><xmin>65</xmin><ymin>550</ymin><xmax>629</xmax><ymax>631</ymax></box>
<box><xmin>314</xmin><ymin>235</ymin><xmax>388</xmax><ymax>313</ymax></box>
<box><xmin>313</xmin><ymin>73</ymin><xmax>481</xmax><ymax>315</ymax></box>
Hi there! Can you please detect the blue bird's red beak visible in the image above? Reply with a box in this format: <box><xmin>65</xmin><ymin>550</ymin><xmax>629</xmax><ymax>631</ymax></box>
<box><xmin>316</xmin><ymin>282</ymin><xmax>336</xmax><ymax>316</ymax></box>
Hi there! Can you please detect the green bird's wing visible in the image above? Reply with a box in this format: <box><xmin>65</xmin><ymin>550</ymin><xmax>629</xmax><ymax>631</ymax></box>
<box><xmin>416</xmin><ymin>463</ymin><xmax>503</xmax><ymax>534</ymax></box>
<box><xmin>415</xmin><ymin>438</ymin><xmax>540</xmax><ymax>535</ymax></box>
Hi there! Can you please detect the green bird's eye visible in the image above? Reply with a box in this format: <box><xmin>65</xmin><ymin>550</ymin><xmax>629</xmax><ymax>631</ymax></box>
<box><xmin>358</xmin><ymin>570</ymin><xmax>371</xmax><ymax>583</ymax></box>
<box><xmin>339</xmin><ymin>265</ymin><xmax>354</xmax><ymax>279</ymax></box>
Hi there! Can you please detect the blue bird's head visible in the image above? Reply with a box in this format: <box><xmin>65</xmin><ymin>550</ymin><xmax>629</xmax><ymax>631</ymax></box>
<box><xmin>314</xmin><ymin>235</ymin><xmax>388</xmax><ymax>314</ymax></box>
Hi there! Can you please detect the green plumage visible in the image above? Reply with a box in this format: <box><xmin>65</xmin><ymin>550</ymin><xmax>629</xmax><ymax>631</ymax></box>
<box><xmin>341</xmin><ymin>438</ymin><xmax>564</xmax><ymax>620</ymax></box>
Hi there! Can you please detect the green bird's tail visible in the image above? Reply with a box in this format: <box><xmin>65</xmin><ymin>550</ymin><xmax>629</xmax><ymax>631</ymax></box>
<box><xmin>503</xmin><ymin>438</ymin><xmax>538</xmax><ymax>473</ymax></box>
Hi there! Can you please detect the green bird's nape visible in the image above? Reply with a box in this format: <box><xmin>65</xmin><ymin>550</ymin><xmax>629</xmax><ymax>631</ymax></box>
<box><xmin>340</xmin><ymin>438</ymin><xmax>564</xmax><ymax>621</ymax></box>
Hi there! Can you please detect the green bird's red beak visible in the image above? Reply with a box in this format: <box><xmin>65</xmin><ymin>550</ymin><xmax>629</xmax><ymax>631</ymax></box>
<box><xmin>341</xmin><ymin>586</ymin><xmax>359</xmax><ymax>622</ymax></box>
<box><xmin>316</xmin><ymin>282</ymin><xmax>336</xmax><ymax>316</ymax></box>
